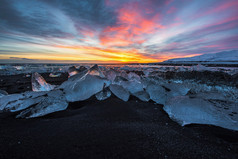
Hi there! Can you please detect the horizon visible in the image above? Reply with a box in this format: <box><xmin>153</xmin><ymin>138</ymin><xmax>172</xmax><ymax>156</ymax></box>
<box><xmin>0</xmin><ymin>0</ymin><xmax>238</xmax><ymax>63</ymax></box>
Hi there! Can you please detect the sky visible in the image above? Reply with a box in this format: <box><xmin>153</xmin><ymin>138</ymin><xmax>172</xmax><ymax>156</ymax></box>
<box><xmin>0</xmin><ymin>0</ymin><xmax>237</xmax><ymax>63</ymax></box>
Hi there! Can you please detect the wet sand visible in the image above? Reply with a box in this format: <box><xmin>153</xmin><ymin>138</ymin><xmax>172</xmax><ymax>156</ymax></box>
<box><xmin>0</xmin><ymin>73</ymin><xmax>238</xmax><ymax>159</ymax></box>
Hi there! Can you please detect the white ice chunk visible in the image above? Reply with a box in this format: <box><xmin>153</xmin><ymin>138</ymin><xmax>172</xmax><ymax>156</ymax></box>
<box><xmin>16</xmin><ymin>91</ymin><xmax>68</xmax><ymax>118</ymax></box>
<box><xmin>109</xmin><ymin>84</ymin><xmax>130</xmax><ymax>102</ymax></box>
<box><xmin>95</xmin><ymin>89</ymin><xmax>111</xmax><ymax>101</ymax></box>
<box><xmin>146</xmin><ymin>84</ymin><xmax>167</xmax><ymax>105</ymax></box>
<box><xmin>0</xmin><ymin>94</ymin><xmax>25</xmax><ymax>110</ymax></box>
<box><xmin>5</xmin><ymin>96</ymin><xmax>45</xmax><ymax>112</ymax></box>
<box><xmin>2</xmin><ymin>91</ymin><xmax>47</xmax><ymax>112</ymax></box>
<box><xmin>64</xmin><ymin>74</ymin><xmax>110</xmax><ymax>102</ymax></box>
<box><xmin>32</xmin><ymin>72</ymin><xmax>55</xmax><ymax>91</ymax></box>
<box><xmin>164</xmin><ymin>96</ymin><xmax>238</xmax><ymax>131</ymax></box>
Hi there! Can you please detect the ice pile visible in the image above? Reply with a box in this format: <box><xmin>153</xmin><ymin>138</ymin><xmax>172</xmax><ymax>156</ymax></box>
<box><xmin>0</xmin><ymin>64</ymin><xmax>238</xmax><ymax>131</ymax></box>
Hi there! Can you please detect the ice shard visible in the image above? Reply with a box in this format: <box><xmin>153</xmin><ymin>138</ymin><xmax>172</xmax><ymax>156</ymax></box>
<box><xmin>95</xmin><ymin>89</ymin><xmax>111</xmax><ymax>101</ymax></box>
<box><xmin>104</xmin><ymin>68</ymin><xmax>118</xmax><ymax>82</ymax></box>
<box><xmin>88</xmin><ymin>64</ymin><xmax>105</xmax><ymax>78</ymax></box>
<box><xmin>32</xmin><ymin>72</ymin><xmax>55</xmax><ymax>91</ymax></box>
<box><xmin>133</xmin><ymin>91</ymin><xmax>150</xmax><ymax>102</ymax></box>
<box><xmin>146</xmin><ymin>84</ymin><xmax>167</xmax><ymax>105</ymax></box>
<box><xmin>64</xmin><ymin>74</ymin><xmax>110</xmax><ymax>102</ymax></box>
<box><xmin>16</xmin><ymin>90</ymin><xmax>68</xmax><ymax>118</ymax></box>
<box><xmin>164</xmin><ymin>96</ymin><xmax>238</xmax><ymax>131</ymax></box>
<box><xmin>68</xmin><ymin>66</ymin><xmax>79</xmax><ymax>77</ymax></box>
<box><xmin>109</xmin><ymin>84</ymin><xmax>130</xmax><ymax>102</ymax></box>
<box><xmin>127</xmin><ymin>72</ymin><xmax>141</xmax><ymax>82</ymax></box>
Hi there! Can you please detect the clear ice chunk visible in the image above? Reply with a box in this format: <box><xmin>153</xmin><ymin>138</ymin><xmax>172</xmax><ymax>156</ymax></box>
<box><xmin>127</xmin><ymin>72</ymin><xmax>141</xmax><ymax>82</ymax></box>
<box><xmin>104</xmin><ymin>68</ymin><xmax>118</xmax><ymax>82</ymax></box>
<box><xmin>68</xmin><ymin>66</ymin><xmax>79</xmax><ymax>77</ymax></box>
<box><xmin>64</xmin><ymin>74</ymin><xmax>110</xmax><ymax>102</ymax></box>
<box><xmin>164</xmin><ymin>96</ymin><xmax>238</xmax><ymax>131</ymax></box>
<box><xmin>32</xmin><ymin>72</ymin><xmax>55</xmax><ymax>91</ymax></box>
<box><xmin>133</xmin><ymin>91</ymin><xmax>150</xmax><ymax>102</ymax></box>
<box><xmin>146</xmin><ymin>84</ymin><xmax>167</xmax><ymax>105</ymax></box>
<box><xmin>16</xmin><ymin>90</ymin><xmax>68</xmax><ymax>118</ymax></box>
<box><xmin>95</xmin><ymin>89</ymin><xmax>111</xmax><ymax>101</ymax></box>
<box><xmin>121</xmin><ymin>80</ymin><xmax>143</xmax><ymax>94</ymax></box>
<box><xmin>163</xmin><ymin>83</ymin><xmax>190</xmax><ymax>98</ymax></box>
<box><xmin>88</xmin><ymin>64</ymin><xmax>105</xmax><ymax>78</ymax></box>
<box><xmin>59</xmin><ymin>69</ymin><xmax>88</xmax><ymax>90</ymax></box>
<box><xmin>0</xmin><ymin>94</ymin><xmax>24</xmax><ymax>110</ymax></box>
<box><xmin>109</xmin><ymin>84</ymin><xmax>130</xmax><ymax>102</ymax></box>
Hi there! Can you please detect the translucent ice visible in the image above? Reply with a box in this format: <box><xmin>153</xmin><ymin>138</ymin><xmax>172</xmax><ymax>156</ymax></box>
<box><xmin>146</xmin><ymin>84</ymin><xmax>167</xmax><ymax>105</ymax></box>
<box><xmin>0</xmin><ymin>90</ymin><xmax>8</xmax><ymax>98</ymax></box>
<box><xmin>163</xmin><ymin>83</ymin><xmax>190</xmax><ymax>98</ymax></box>
<box><xmin>133</xmin><ymin>91</ymin><xmax>150</xmax><ymax>102</ymax></box>
<box><xmin>121</xmin><ymin>81</ymin><xmax>143</xmax><ymax>93</ymax></box>
<box><xmin>104</xmin><ymin>68</ymin><xmax>118</xmax><ymax>82</ymax></box>
<box><xmin>0</xmin><ymin>94</ymin><xmax>24</xmax><ymax>110</ymax></box>
<box><xmin>16</xmin><ymin>90</ymin><xmax>68</xmax><ymax>118</ymax></box>
<box><xmin>68</xmin><ymin>66</ymin><xmax>79</xmax><ymax>77</ymax></box>
<box><xmin>164</xmin><ymin>96</ymin><xmax>238</xmax><ymax>131</ymax></box>
<box><xmin>95</xmin><ymin>89</ymin><xmax>111</xmax><ymax>101</ymax></box>
<box><xmin>64</xmin><ymin>74</ymin><xmax>110</xmax><ymax>102</ymax></box>
<box><xmin>32</xmin><ymin>72</ymin><xmax>55</xmax><ymax>91</ymax></box>
<box><xmin>109</xmin><ymin>84</ymin><xmax>130</xmax><ymax>102</ymax></box>
<box><xmin>88</xmin><ymin>64</ymin><xmax>105</xmax><ymax>78</ymax></box>
<box><xmin>127</xmin><ymin>72</ymin><xmax>141</xmax><ymax>82</ymax></box>
<box><xmin>2</xmin><ymin>91</ymin><xmax>47</xmax><ymax>112</ymax></box>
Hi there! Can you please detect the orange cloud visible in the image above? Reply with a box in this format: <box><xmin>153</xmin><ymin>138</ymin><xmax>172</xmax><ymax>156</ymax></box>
<box><xmin>100</xmin><ymin>2</ymin><xmax>164</xmax><ymax>47</ymax></box>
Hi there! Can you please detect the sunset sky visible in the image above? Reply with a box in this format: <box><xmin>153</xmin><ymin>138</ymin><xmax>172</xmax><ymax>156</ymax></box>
<box><xmin>0</xmin><ymin>0</ymin><xmax>237</xmax><ymax>63</ymax></box>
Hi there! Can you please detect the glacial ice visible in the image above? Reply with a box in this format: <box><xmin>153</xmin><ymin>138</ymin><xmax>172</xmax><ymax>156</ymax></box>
<box><xmin>64</xmin><ymin>74</ymin><xmax>110</xmax><ymax>102</ymax></box>
<box><xmin>164</xmin><ymin>96</ymin><xmax>238</xmax><ymax>131</ymax></box>
<box><xmin>0</xmin><ymin>63</ymin><xmax>238</xmax><ymax>132</ymax></box>
<box><xmin>68</xmin><ymin>66</ymin><xmax>79</xmax><ymax>77</ymax></box>
<box><xmin>146</xmin><ymin>84</ymin><xmax>167</xmax><ymax>105</ymax></box>
<box><xmin>121</xmin><ymin>80</ymin><xmax>144</xmax><ymax>94</ymax></box>
<box><xmin>109</xmin><ymin>84</ymin><xmax>130</xmax><ymax>102</ymax></box>
<box><xmin>95</xmin><ymin>89</ymin><xmax>111</xmax><ymax>101</ymax></box>
<box><xmin>32</xmin><ymin>72</ymin><xmax>55</xmax><ymax>91</ymax></box>
<box><xmin>104</xmin><ymin>68</ymin><xmax>118</xmax><ymax>82</ymax></box>
<box><xmin>133</xmin><ymin>91</ymin><xmax>150</xmax><ymax>102</ymax></box>
<box><xmin>16</xmin><ymin>90</ymin><xmax>68</xmax><ymax>118</ymax></box>
<box><xmin>0</xmin><ymin>93</ymin><xmax>24</xmax><ymax>110</ymax></box>
<box><xmin>127</xmin><ymin>72</ymin><xmax>141</xmax><ymax>82</ymax></box>
<box><xmin>88</xmin><ymin>64</ymin><xmax>105</xmax><ymax>78</ymax></box>
<box><xmin>0</xmin><ymin>90</ymin><xmax>8</xmax><ymax>98</ymax></box>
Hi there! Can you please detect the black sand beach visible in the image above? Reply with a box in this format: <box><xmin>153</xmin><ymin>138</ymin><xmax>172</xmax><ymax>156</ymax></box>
<box><xmin>0</xmin><ymin>73</ymin><xmax>238</xmax><ymax>159</ymax></box>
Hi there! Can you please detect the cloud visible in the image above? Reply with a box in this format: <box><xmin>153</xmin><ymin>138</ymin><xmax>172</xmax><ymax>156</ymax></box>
<box><xmin>0</xmin><ymin>0</ymin><xmax>238</xmax><ymax>63</ymax></box>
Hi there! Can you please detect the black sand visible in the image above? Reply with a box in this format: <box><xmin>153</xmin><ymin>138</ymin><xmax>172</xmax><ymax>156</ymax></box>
<box><xmin>0</xmin><ymin>74</ymin><xmax>238</xmax><ymax>159</ymax></box>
